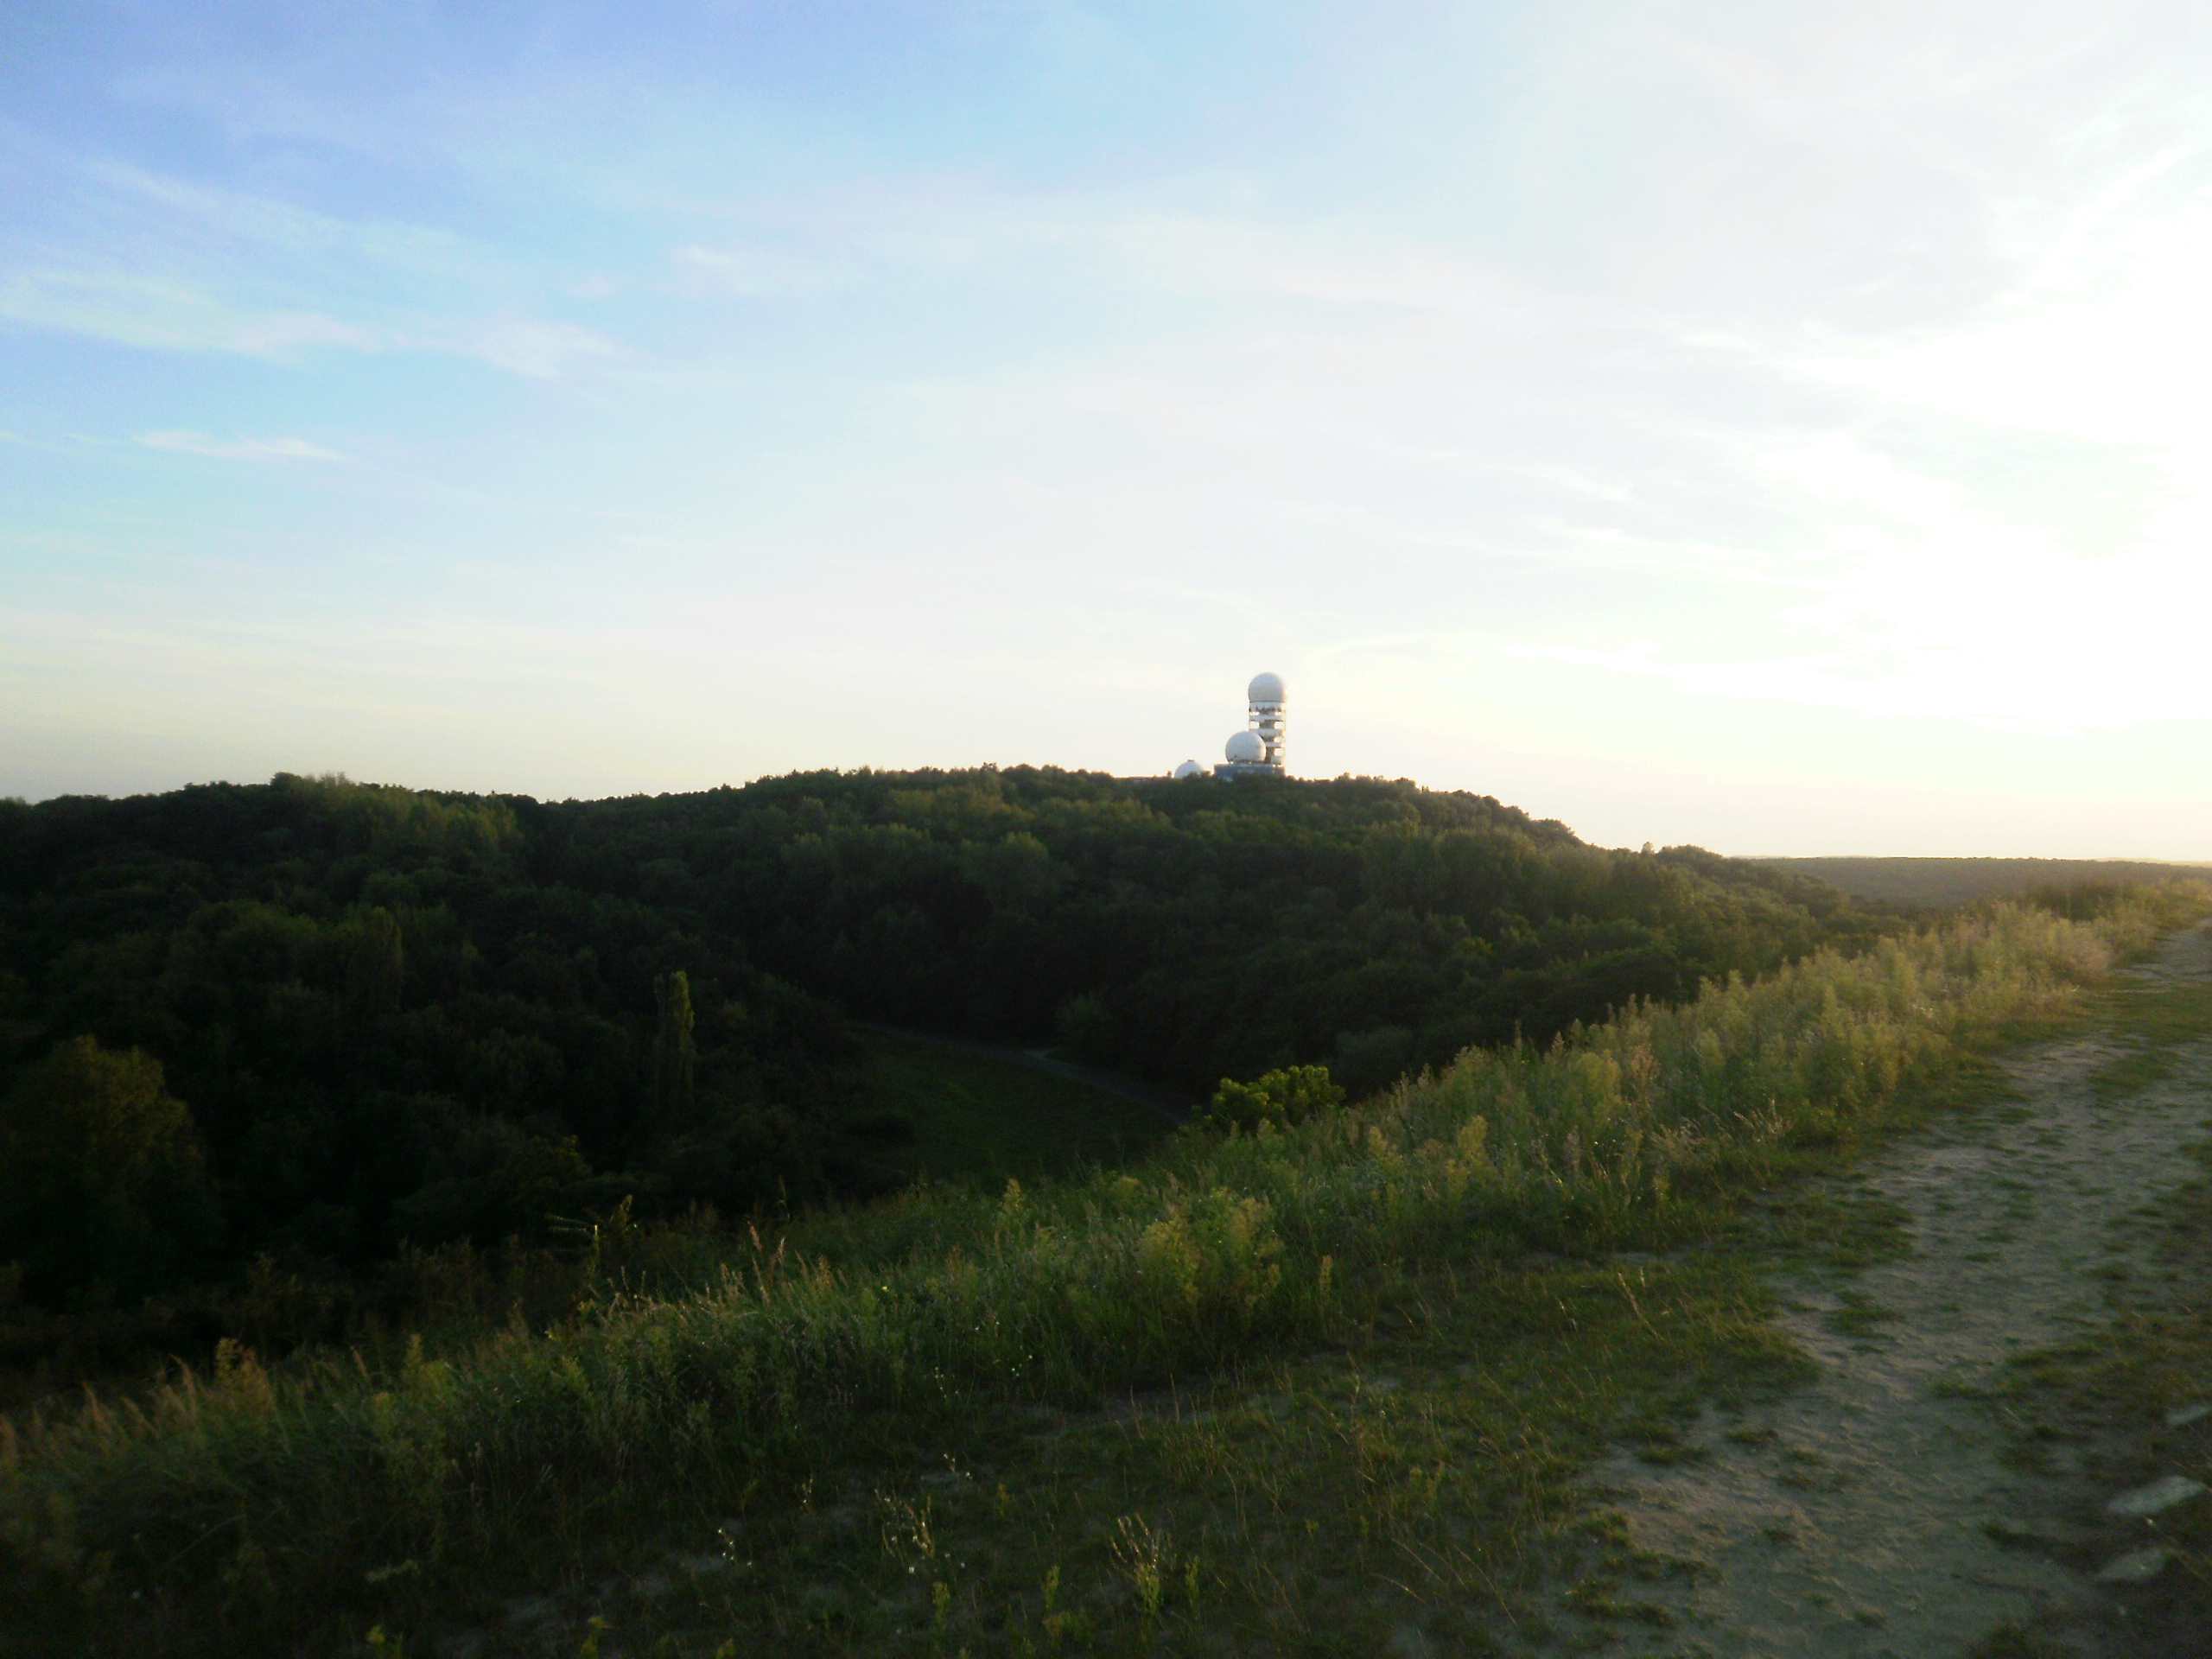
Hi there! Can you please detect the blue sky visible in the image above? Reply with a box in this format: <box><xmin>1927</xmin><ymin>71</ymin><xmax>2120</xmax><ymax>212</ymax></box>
<box><xmin>5</xmin><ymin>1</ymin><xmax>2210</xmax><ymax>855</ymax></box>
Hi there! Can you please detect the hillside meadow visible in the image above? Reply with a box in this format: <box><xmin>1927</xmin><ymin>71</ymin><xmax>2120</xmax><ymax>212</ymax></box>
<box><xmin>5</xmin><ymin>882</ymin><xmax>2204</xmax><ymax>1655</ymax></box>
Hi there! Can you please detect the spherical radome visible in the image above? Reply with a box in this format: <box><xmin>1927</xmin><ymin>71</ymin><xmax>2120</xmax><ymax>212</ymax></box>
<box><xmin>1173</xmin><ymin>760</ymin><xmax>1205</xmax><ymax>779</ymax></box>
<box><xmin>1225</xmin><ymin>730</ymin><xmax>1266</xmax><ymax>764</ymax></box>
<box><xmin>1248</xmin><ymin>671</ymin><xmax>1287</xmax><ymax>705</ymax></box>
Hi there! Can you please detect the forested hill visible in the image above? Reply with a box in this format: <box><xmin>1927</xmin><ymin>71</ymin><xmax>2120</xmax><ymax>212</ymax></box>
<box><xmin>531</xmin><ymin>767</ymin><xmax>1876</xmax><ymax>1089</ymax></box>
<box><xmin>0</xmin><ymin>768</ymin><xmax>1884</xmax><ymax>1313</ymax></box>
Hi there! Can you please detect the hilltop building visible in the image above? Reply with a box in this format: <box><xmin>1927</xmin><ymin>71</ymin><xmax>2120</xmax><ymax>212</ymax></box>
<box><xmin>1167</xmin><ymin>671</ymin><xmax>1289</xmax><ymax>780</ymax></box>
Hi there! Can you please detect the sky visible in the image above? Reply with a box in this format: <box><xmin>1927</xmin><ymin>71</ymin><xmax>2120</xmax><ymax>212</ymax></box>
<box><xmin>4</xmin><ymin>1</ymin><xmax>2210</xmax><ymax>856</ymax></box>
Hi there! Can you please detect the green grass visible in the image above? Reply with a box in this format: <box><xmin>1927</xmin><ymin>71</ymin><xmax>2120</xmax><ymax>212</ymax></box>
<box><xmin>1821</xmin><ymin>1290</ymin><xmax>1898</xmax><ymax>1340</ymax></box>
<box><xmin>2087</xmin><ymin>976</ymin><xmax>2212</xmax><ymax>1045</ymax></box>
<box><xmin>2091</xmin><ymin>1046</ymin><xmax>2182</xmax><ymax>1103</ymax></box>
<box><xmin>849</xmin><ymin>1033</ymin><xmax>1174</xmax><ymax>1186</ymax></box>
<box><xmin>400</xmin><ymin>1251</ymin><xmax>1802</xmax><ymax>1656</ymax></box>
<box><xmin>2081</xmin><ymin>980</ymin><xmax>2212</xmax><ymax>1105</ymax></box>
<box><xmin>3</xmin><ymin>888</ymin><xmax>2206</xmax><ymax>1656</ymax></box>
<box><xmin>1742</xmin><ymin>1183</ymin><xmax>1920</xmax><ymax>1273</ymax></box>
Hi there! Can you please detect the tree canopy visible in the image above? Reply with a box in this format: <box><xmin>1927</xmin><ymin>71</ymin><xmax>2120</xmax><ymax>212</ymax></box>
<box><xmin>0</xmin><ymin>766</ymin><xmax>1891</xmax><ymax>1317</ymax></box>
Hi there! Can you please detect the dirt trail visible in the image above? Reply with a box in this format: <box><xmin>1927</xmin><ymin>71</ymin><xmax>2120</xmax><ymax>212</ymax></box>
<box><xmin>1563</xmin><ymin>922</ymin><xmax>2212</xmax><ymax>1657</ymax></box>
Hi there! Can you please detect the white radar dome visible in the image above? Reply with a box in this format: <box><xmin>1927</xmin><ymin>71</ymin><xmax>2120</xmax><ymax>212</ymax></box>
<box><xmin>1248</xmin><ymin>671</ymin><xmax>1287</xmax><ymax>705</ymax></box>
<box><xmin>1225</xmin><ymin>730</ymin><xmax>1266</xmax><ymax>764</ymax></box>
<box><xmin>1173</xmin><ymin>760</ymin><xmax>1205</xmax><ymax>779</ymax></box>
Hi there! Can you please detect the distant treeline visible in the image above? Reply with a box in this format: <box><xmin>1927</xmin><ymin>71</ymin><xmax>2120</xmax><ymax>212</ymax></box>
<box><xmin>1760</xmin><ymin>856</ymin><xmax>2209</xmax><ymax>911</ymax></box>
<box><xmin>0</xmin><ymin>766</ymin><xmax>1917</xmax><ymax>1319</ymax></box>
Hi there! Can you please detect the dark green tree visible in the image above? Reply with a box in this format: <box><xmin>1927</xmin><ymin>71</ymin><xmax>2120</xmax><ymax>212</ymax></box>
<box><xmin>346</xmin><ymin>906</ymin><xmax>405</xmax><ymax>1025</ymax></box>
<box><xmin>0</xmin><ymin>1036</ymin><xmax>218</xmax><ymax>1294</ymax></box>
<box><xmin>652</xmin><ymin>969</ymin><xmax>697</xmax><ymax>1128</ymax></box>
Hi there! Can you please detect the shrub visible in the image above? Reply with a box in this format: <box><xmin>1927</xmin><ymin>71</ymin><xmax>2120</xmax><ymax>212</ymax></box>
<box><xmin>1203</xmin><ymin>1065</ymin><xmax>1345</xmax><ymax>1133</ymax></box>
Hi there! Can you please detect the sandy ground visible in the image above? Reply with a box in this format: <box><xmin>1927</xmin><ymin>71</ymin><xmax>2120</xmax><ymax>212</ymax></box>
<box><xmin>1557</xmin><ymin>922</ymin><xmax>2212</xmax><ymax>1658</ymax></box>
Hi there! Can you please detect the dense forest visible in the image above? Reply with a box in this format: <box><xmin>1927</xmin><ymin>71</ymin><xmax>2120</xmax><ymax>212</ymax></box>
<box><xmin>0</xmin><ymin>767</ymin><xmax>1900</xmax><ymax>1332</ymax></box>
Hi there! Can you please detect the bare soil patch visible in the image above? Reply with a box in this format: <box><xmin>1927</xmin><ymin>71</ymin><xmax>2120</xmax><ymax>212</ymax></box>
<box><xmin>1563</xmin><ymin>925</ymin><xmax>2212</xmax><ymax>1657</ymax></box>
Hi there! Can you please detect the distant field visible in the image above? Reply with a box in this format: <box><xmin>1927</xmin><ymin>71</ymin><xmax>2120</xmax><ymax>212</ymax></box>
<box><xmin>1760</xmin><ymin>856</ymin><xmax>2211</xmax><ymax>910</ymax></box>
<box><xmin>844</xmin><ymin>1032</ymin><xmax>1176</xmax><ymax>1188</ymax></box>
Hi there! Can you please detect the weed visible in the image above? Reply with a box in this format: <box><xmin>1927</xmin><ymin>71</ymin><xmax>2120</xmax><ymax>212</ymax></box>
<box><xmin>1109</xmin><ymin>1512</ymin><xmax>1170</xmax><ymax>1625</ymax></box>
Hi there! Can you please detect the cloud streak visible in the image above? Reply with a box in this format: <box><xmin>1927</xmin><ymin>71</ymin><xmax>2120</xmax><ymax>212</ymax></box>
<box><xmin>0</xmin><ymin>268</ymin><xmax>378</xmax><ymax>358</ymax></box>
<box><xmin>0</xmin><ymin>266</ymin><xmax>620</xmax><ymax>379</ymax></box>
<box><xmin>671</xmin><ymin>243</ymin><xmax>863</xmax><ymax>299</ymax></box>
<box><xmin>0</xmin><ymin>148</ymin><xmax>624</xmax><ymax>380</ymax></box>
<box><xmin>137</xmin><ymin>431</ymin><xmax>344</xmax><ymax>462</ymax></box>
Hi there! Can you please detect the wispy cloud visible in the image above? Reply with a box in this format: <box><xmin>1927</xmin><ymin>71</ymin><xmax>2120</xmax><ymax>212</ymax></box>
<box><xmin>0</xmin><ymin>268</ymin><xmax>378</xmax><ymax>359</ymax></box>
<box><xmin>435</xmin><ymin>318</ymin><xmax>620</xmax><ymax>379</ymax></box>
<box><xmin>83</xmin><ymin>161</ymin><xmax>503</xmax><ymax>281</ymax></box>
<box><xmin>1</xmin><ymin>149</ymin><xmax>622</xmax><ymax>380</ymax></box>
<box><xmin>137</xmin><ymin>430</ymin><xmax>344</xmax><ymax>462</ymax></box>
<box><xmin>0</xmin><ymin>267</ymin><xmax>620</xmax><ymax>380</ymax></box>
<box><xmin>671</xmin><ymin>243</ymin><xmax>862</xmax><ymax>299</ymax></box>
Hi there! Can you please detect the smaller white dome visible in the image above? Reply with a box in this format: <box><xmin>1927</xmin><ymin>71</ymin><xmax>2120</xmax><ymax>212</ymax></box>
<box><xmin>1225</xmin><ymin>730</ymin><xmax>1266</xmax><ymax>764</ymax></box>
<box><xmin>1248</xmin><ymin>671</ymin><xmax>1287</xmax><ymax>705</ymax></box>
<box><xmin>1173</xmin><ymin>760</ymin><xmax>1205</xmax><ymax>779</ymax></box>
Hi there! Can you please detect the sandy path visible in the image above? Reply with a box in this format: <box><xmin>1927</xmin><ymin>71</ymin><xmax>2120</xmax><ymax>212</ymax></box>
<box><xmin>1561</xmin><ymin>922</ymin><xmax>2212</xmax><ymax>1657</ymax></box>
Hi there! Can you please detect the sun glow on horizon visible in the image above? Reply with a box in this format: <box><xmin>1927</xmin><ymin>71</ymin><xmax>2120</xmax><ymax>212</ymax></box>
<box><xmin>3</xmin><ymin>1</ymin><xmax>2209</xmax><ymax>857</ymax></box>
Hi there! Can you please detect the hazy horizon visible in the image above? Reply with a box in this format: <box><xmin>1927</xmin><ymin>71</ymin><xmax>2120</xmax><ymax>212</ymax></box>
<box><xmin>12</xmin><ymin>763</ymin><xmax>2211</xmax><ymax>868</ymax></box>
<box><xmin>7</xmin><ymin>3</ymin><xmax>2210</xmax><ymax>859</ymax></box>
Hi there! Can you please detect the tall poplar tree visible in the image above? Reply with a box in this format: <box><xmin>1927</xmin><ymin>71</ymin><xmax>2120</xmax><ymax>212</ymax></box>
<box><xmin>652</xmin><ymin>969</ymin><xmax>697</xmax><ymax>1128</ymax></box>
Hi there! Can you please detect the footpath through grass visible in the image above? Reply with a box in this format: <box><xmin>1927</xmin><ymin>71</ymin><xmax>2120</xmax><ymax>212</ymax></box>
<box><xmin>3</xmin><ymin>889</ymin><xmax>2206</xmax><ymax>1656</ymax></box>
<box><xmin>1960</xmin><ymin>969</ymin><xmax>2212</xmax><ymax>1658</ymax></box>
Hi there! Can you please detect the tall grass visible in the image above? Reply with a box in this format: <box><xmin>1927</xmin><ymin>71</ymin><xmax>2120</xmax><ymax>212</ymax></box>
<box><xmin>3</xmin><ymin>890</ymin><xmax>2202</xmax><ymax>1652</ymax></box>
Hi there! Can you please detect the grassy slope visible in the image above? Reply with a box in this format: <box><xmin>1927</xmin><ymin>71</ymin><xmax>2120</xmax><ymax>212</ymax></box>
<box><xmin>4</xmin><ymin>890</ymin><xmax>2208</xmax><ymax>1656</ymax></box>
<box><xmin>849</xmin><ymin>1034</ymin><xmax>1174</xmax><ymax>1189</ymax></box>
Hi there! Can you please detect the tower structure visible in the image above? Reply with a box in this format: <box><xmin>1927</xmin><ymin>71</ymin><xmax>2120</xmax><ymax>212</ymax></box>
<box><xmin>1246</xmin><ymin>671</ymin><xmax>1287</xmax><ymax>771</ymax></box>
<box><xmin>1211</xmin><ymin>671</ymin><xmax>1289</xmax><ymax>779</ymax></box>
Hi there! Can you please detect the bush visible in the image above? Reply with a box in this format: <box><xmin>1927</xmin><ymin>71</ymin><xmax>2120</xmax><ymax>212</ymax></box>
<box><xmin>1204</xmin><ymin>1065</ymin><xmax>1346</xmax><ymax>1133</ymax></box>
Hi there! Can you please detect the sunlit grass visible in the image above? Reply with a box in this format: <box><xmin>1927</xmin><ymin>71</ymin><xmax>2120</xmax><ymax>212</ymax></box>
<box><xmin>2</xmin><ymin>887</ymin><xmax>2204</xmax><ymax>1654</ymax></box>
